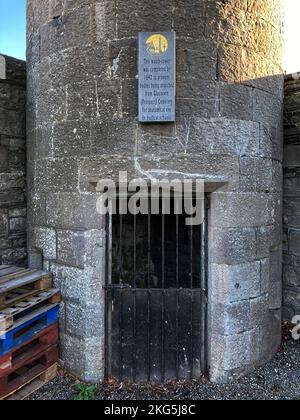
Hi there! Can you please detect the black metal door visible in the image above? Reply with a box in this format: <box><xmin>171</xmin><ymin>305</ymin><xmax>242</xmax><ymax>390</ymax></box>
<box><xmin>105</xmin><ymin>202</ymin><xmax>208</xmax><ymax>382</ymax></box>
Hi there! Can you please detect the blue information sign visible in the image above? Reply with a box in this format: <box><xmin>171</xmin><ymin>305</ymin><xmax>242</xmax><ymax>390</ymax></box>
<box><xmin>138</xmin><ymin>32</ymin><xmax>176</xmax><ymax>123</ymax></box>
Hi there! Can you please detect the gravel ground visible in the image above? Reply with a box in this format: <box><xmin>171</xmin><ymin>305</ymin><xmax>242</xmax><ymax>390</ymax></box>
<box><xmin>29</xmin><ymin>334</ymin><xmax>300</xmax><ymax>401</ymax></box>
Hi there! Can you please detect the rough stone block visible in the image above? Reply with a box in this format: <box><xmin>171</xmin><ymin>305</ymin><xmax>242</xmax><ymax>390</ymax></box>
<box><xmin>284</xmin><ymin>144</ymin><xmax>300</xmax><ymax>168</ymax></box>
<box><xmin>210</xmin><ymin>262</ymin><xmax>261</xmax><ymax>303</ymax></box>
<box><xmin>210</xmin><ymin>227</ymin><xmax>257</xmax><ymax>265</ymax></box>
<box><xmin>46</xmin><ymin>192</ymin><xmax>104</xmax><ymax>230</ymax></box>
<box><xmin>176</xmin><ymin>38</ymin><xmax>217</xmax><ymax>82</ymax></box>
<box><xmin>108</xmin><ymin>38</ymin><xmax>137</xmax><ymax>81</ymax></box>
<box><xmin>283</xmin><ymin>264</ymin><xmax>300</xmax><ymax>290</ymax></box>
<box><xmin>177</xmin><ymin>79</ymin><xmax>218</xmax><ymax>101</ymax></box>
<box><xmin>210</xmin><ymin>328</ymin><xmax>260</xmax><ymax>375</ymax></box>
<box><xmin>32</xmin><ymin>227</ymin><xmax>57</xmax><ymax>260</ymax></box>
<box><xmin>60</xmin><ymin>333</ymin><xmax>86</xmax><ymax>378</ymax></box>
<box><xmin>36</xmin><ymin>85</ymin><xmax>67</xmax><ymax>126</ymax></box>
<box><xmin>260</xmin><ymin>125</ymin><xmax>283</xmax><ymax>162</ymax></box>
<box><xmin>0</xmin><ymin>146</ymin><xmax>8</xmax><ymax>171</ymax></box>
<box><xmin>240</xmin><ymin>157</ymin><xmax>273</xmax><ymax>192</ymax></box>
<box><xmin>92</xmin><ymin>0</ymin><xmax>117</xmax><ymax>41</ymax></box>
<box><xmin>253</xmin><ymin>89</ymin><xmax>283</xmax><ymax>129</ymax></box>
<box><xmin>0</xmin><ymin>212</ymin><xmax>8</xmax><ymax>237</ymax></box>
<box><xmin>57</xmin><ymin>230</ymin><xmax>85</xmax><ymax>268</ymax></box>
<box><xmin>35</xmin><ymin>158</ymin><xmax>79</xmax><ymax>193</ymax></box>
<box><xmin>40</xmin><ymin>5</ymin><xmax>93</xmax><ymax>58</ymax></box>
<box><xmin>52</xmin><ymin>120</ymin><xmax>91</xmax><ymax>158</ymax></box>
<box><xmin>249</xmin><ymin>295</ymin><xmax>270</xmax><ymax>328</ymax></box>
<box><xmin>176</xmin><ymin>97</ymin><xmax>220</xmax><ymax>119</ymax></box>
<box><xmin>0</xmin><ymin>107</ymin><xmax>25</xmax><ymax>137</ymax></box>
<box><xmin>289</xmin><ymin>229</ymin><xmax>300</xmax><ymax>256</ymax></box>
<box><xmin>91</xmin><ymin>119</ymin><xmax>136</xmax><ymax>155</ymax></box>
<box><xmin>260</xmin><ymin>309</ymin><xmax>282</xmax><ymax>363</ymax></box>
<box><xmin>284</xmin><ymin>197</ymin><xmax>300</xmax><ymax>227</ymax></box>
<box><xmin>9</xmin><ymin>217</ymin><xmax>26</xmax><ymax>233</ymax></box>
<box><xmin>211</xmin><ymin>301</ymin><xmax>250</xmax><ymax>334</ymax></box>
<box><xmin>217</xmin><ymin>44</ymin><xmax>242</xmax><ymax>83</ymax></box>
<box><xmin>211</xmin><ymin>192</ymin><xmax>278</xmax><ymax>228</ymax></box>
<box><xmin>220</xmin><ymin>83</ymin><xmax>253</xmax><ymax>121</ymax></box>
<box><xmin>116</xmin><ymin>0</ymin><xmax>173</xmax><ymax>38</ymax></box>
<box><xmin>256</xmin><ymin>223</ymin><xmax>282</xmax><ymax>259</ymax></box>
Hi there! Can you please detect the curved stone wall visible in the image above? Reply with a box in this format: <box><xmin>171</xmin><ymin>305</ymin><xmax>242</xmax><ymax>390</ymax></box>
<box><xmin>27</xmin><ymin>0</ymin><xmax>284</xmax><ymax>382</ymax></box>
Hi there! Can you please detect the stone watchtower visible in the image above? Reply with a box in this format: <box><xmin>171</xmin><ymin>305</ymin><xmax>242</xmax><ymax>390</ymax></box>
<box><xmin>27</xmin><ymin>0</ymin><xmax>284</xmax><ymax>382</ymax></box>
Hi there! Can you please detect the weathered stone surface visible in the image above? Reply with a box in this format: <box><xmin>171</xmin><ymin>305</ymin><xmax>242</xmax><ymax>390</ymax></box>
<box><xmin>32</xmin><ymin>227</ymin><xmax>57</xmax><ymax>260</ymax></box>
<box><xmin>0</xmin><ymin>56</ymin><xmax>26</xmax><ymax>266</ymax></box>
<box><xmin>57</xmin><ymin>230</ymin><xmax>85</xmax><ymax>268</ymax></box>
<box><xmin>210</xmin><ymin>262</ymin><xmax>261</xmax><ymax>303</ymax></box>
<box><xmin>210</xmin><ymin>328</ymin><xmax>260</xmax><ymax>379</ymax></box>
<box><xmin>211</xmin><ymin>192</ymin><xmax>280</xmax><ymax>228</ymax></box>
<box><xmin>46</xmin><ymin>193</ymin><xmax>104</xmax><ymax>230</ymax></box>
<box><xmin>211</xmin><ymin>301</ymin><xmax>250</xmax><ymax>334</ymax></box>
<box><xmin>239</xmin><ymin>157</ymin><xmax>273</xmax><ymax>192</ymax></box>
<box><xmin>220</xmin><ymin>83</ymin><xmax>253</xmax><ymax>121</ymax></box>
<box><xmin>27</xmin><ymin>0</ymin><xmax>284</xmax><ymax>383</ymax></box>
<box><xmin>283</xmin><ymin>74</ymin><xmax>300</xmax><ymax>320</ymax></box>
<box><xmin>210</xmin><ymin>227</ymin><xmax>257</xmax><ymax>265</ymax></box>
<box><xmin>35</xmin><ymin>158</ymin><xmax>79</xmax><ymax>193</ymax></box>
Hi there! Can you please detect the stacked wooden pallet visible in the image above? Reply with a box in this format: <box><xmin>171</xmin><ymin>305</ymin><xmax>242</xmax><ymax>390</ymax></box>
<box><xmin>0</xmin><ymin>265</ymin><xmax>61</xmax><ymax>400</ymax></box>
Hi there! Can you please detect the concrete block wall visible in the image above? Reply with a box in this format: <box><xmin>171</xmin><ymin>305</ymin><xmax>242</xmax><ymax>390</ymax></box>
<box><xmin>0</xmin><ymin>55</ymin><xmax>27</xmax><ymax>266</ymax></box>
<box><xmin>283</xmin><ymin>74</ymin><xmax>300</xmax><ymax>319</ymax></box>
<box><xmin>26</xmin><ymin>0</ymin><xmax>284</xmax><ymax>382</ymax></box>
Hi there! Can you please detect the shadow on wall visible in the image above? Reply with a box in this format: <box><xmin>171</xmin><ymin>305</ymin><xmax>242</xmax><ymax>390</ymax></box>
<box><xmin>283</xmin><ymin>73</ymin><xmax>300</xmax><ymax>320</ymax></box>
<box><xmin>0</xmin><ymin>55</ymin><xmax>27</xmax><ymax>267</ymax></box>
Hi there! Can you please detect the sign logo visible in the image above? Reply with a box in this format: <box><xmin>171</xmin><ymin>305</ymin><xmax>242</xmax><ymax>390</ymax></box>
<box><xmin>146</xmin><ymin>34</ymin><xmax>168</xmax><ymax>55</ymax></box>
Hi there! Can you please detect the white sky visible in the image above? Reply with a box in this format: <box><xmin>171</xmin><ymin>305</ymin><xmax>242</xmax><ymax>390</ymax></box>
<box><xmin>284</xmin><ymin>0</ymin><xmax>300</xmax><ymax>74</ymax></box>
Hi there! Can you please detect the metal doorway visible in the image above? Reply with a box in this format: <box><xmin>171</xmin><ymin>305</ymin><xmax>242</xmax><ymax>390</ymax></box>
<box><xmin>105</xmin><ymin>197</ymin><xmax>208</xmax><ymax>382</ymax></box>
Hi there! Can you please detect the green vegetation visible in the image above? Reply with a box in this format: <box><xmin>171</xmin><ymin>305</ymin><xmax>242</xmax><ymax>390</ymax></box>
<box><xmin>74</xmin><ymin>383</ymin><xmax>97</xmax><ymax>401</ymax></box>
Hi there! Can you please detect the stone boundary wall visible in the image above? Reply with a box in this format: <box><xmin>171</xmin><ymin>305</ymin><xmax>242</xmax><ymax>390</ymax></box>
<box><xmin>283</xmin><ymin>73</ymin><xmax>300</xmax><ymax>319</ymax></box>
<box><xmin>0</xmin><ymin>55</ymin><xmax>27</xmax><ymax>266</ymax></box>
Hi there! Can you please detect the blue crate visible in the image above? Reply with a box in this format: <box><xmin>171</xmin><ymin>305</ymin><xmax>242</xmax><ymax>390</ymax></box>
<box><xmin>0</xmin><ymin>305</ymin><xmax>59</xmax><ymax>357</ymax></box>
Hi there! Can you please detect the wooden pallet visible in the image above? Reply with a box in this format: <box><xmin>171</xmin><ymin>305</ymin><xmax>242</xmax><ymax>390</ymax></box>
<box><xmin>0</xmin><ymin>346</ymin><xmax>58</xmax><ymax>399</ymax></box>
<box><xmin>0</xmin><ymin>270</ymin><xmax>53</xmax><ymax>310</ymax></box>
<box><xmin>0</xmin><ymin>304</ymin><xmax>60</xmax><ymax>357</ymax></box>
<box><xmin>0</xmin><ymin>324</ymin><xmax>59</xmax><ymax>371</ymax></box>
<box><xmin>6</xmin><ymin>364</ymin><xmax>58</xmax><ymax>400</ymax></box>
<box><xmin>0</xmin><ymin>289</ymin><xmax>61</xmax><ymax>335</ymax></box>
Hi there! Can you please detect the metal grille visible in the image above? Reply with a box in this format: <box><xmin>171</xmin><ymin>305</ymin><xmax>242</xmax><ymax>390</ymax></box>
<box><xmin>105</xmin><ymin>197</ymin><xmax>208</xmax><ymax>382</ymax></box>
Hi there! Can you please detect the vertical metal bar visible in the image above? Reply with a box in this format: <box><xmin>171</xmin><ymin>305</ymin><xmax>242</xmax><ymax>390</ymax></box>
<box><xmin>119</xmin><ymin>214</ymin><xmax>123</xmax><ymax>284</ymax></box>
<box><xmin>133</xmin><ymin>213</ymin><xmax>137</xmax><ymax>380</ymax></box>
<box><xmin>133</xmin><ymin>289</ymin><xmax>137</xmax><ymax>381</ymax></box>
<box><xmin>148</xmin><ymin>211</ymin><xmax>151</xmax><ymax>289</ymax></box>
<box><xmin>190</xmin><ymin>290</ymin><xmax>194</xmax><ymax>379</ymax></box>
<box><xmin>105</xmin><ymin>204</ymin><xmax>113</xmax><ymax>379</ymax></box>
<box><xmin>147</xmin><ymin>290</ymin><xmax>151</xmax><ymax>381</ymax></box>
<box><xmin>190</xmin><ymin>224</ymin><xmax>193</xmax><ymax>289</ymax></box>
<box><xmin>133</xmin><ymin>214</ymin><xmax>137</xmax><ymax>288</ymax></box>
<box><xmin>161</xmin><ymin>290</ymin><xmax>165</xmax><ymax>382</ymax></box>
<box><xmin>119</xmin><ymin>290</ymin><xmax>123</xmax><ymax>381</ymax></box>
<box><xmin>162</xmin><ymin>214</ymin><xmax>165</xmax><ymax>289</ymax></box>
<box><xmin>200</xmin><ymin>196</ymin><xmax>208</xmax><ymax>374</ymax></box>
<box><xmin>176</xmin><ymin>213</ymin><xmax>179</xmax><ymax>288</ymax></box>
<box><xmin>175</xmin><ymin>290</ymin><xmax>179</xmax><ymax>380</ymax></box>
